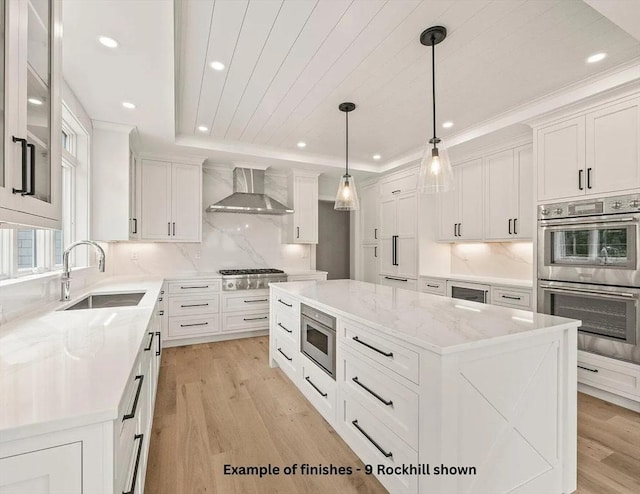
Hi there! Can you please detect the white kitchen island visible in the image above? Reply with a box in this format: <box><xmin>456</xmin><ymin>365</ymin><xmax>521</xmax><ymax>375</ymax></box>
<box><xmin>269</xmin><ymin>280</ymin><xmax>580</xmax><ymax>494</ymax></box>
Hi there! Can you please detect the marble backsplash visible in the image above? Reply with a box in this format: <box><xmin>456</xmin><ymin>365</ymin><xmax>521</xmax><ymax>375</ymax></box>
<box><xmin>108</xmin><ymin>166</ymin><xmax>313</xmax><ymax>276</ymax></box>
<box><xmin>450</xmin><ymin>242</ymin><xmax>534</xmax><ymax>280</ymax></box>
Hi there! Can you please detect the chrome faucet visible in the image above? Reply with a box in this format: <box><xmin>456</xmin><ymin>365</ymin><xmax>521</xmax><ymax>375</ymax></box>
<box><xmin>61</xmin><ymin>240</ymin><xmax>106</xmax><ymax>301</ymax></box>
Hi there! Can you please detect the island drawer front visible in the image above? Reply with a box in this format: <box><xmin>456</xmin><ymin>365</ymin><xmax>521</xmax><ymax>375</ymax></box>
<box><xmin>301</xmin><ymin>358</ymin><xmax>337</xmax><ymax>425</ymax></box>
<box><xmin>342</xmin><ymin>349</ymin><xmax>419</xmax><ymax>449</ymax></box>
<box><xmin>341</xmin><ymin>395</ymin><xmax>418</xmax><ymax>494</ymax></box>
<box><xmin>273</xmin><ymin>310</ymin><xmax>298</xmax><ymax>343</ymax></box>
<box><xmin>222</xmin><ymin>310</ymin><xmax>270</xmax><ymax>333</ymax></box>
<box><xmin>274</xmin><ymin>333</ymin><xmax>298</xmax><ymax>382</ymax></box>
<box><xmin>420</xmin><ymin>277</ymin><xmax>446</xmax><ymax>296</ymax></box>
<box><xmin>491</xmin><ymin>287</ymin><xmax>532</xmax><ymax>310</ymax></box>
<box><xmin>343</xmin><ymin>322</ymin><xmax>420</xmax><ymax>385</ymax></box>
<box><xmin>168</xmin><ymin>280</ymin><xmax>221</xmax><ymax>295</ymax></box>
<box><xmin>168</xmin><ymin>294</ymin><xmax>220</xmax><ymax>317</ymax></box>
<box><xmin>222</xmin><ymin>291</ymin><xmax>269</xmax><ymax>312</ymax></box>
<box><xmin>167</xmin><ymin>314</ymin><xmax>220</xmax><ymax>338</ymax></box>
<box><xmin>273</xmin><ymin>292</ymin><xmax>299</xmax><ymax>317</ymax></box>
<box><xmin>577</xmin><ymin>352</ymin><xmax>640</xmax><ymax>399</ymax></box>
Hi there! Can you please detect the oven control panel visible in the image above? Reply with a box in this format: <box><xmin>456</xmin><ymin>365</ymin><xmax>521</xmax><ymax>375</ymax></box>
<box><xmin>538</xmin><ymin>193</ymin><xmax>640</xmax><ymax>220</ymax></box>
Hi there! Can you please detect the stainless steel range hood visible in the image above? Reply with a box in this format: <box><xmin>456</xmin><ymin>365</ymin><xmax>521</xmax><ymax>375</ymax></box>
<box><xmin>206</xmin><ymin>168</ymin><xmax>294</xmax><ymax>215</ymax></box>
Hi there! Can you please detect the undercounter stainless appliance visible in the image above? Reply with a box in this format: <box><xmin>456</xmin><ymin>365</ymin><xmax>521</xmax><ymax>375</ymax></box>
<box><xmin>219</xmin><ymin>268</ymin><xmax>287</xmax><ymax>290</ymax></box>
<box><xmin>537</xmin><ymin>194</ymin><xmax>640</xmax><ymax>364</ymax></box>
<box><xmin>300</xmin><ymin>304</ymin><xmax>336</xmax><ymax>379</ymax></box>
<box><xmin>447</xmin><ymin>281</ymin><xmax>490</xmax><ymax>304</ymax></box>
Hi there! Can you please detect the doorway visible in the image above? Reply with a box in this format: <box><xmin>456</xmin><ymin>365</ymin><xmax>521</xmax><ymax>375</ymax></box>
<box><xmin>316</xmin><ymin>200</ymin><xmax>350</xmax><ymax>280</ymax></box>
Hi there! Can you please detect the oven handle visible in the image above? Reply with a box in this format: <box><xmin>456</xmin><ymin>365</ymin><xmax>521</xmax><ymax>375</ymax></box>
<box><xmin>539</xmin><ymin>216</ymin><xmax>638</xmax><ymax>228</ymax></box>
<box><xmin>539</xmin><ymin>284</ymin><xmax>638</xmax><ymax>299</ymax></box>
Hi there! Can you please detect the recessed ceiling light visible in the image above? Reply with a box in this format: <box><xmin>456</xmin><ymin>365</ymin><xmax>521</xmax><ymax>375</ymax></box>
<box><xmin>442</xmin><ymin>121</ymin><xmax>454</xmax><ymax>129</ymax></box>
<box><xmin>587</xmin><ymin>52</ymin><xmax>607</xmax><ymax>64</ymax></box>
<box><xmin>28</xmin><ymin>97</ymin><xmax>43</xmax><ymax>105</ymax></box>
<box><xmin>210</xmin><ymin>61</ymin><xmax>225</xmax><ymax>71</ymax></box>
<box><xmin>372</xmin><ymin>154</ymin><xmax>381</xmax><ymax>160</ymax></box>
<box><xmin>297</xmin><ymin>141</ymin><xmax>306</xmax><ymax>148</ymax></box>
<box><xmin>98</xmin><ymin>36</ymin><xmax>119</xmax><ymax>48</ymax></box>
<box><xmin>197</xmin><ymin>125</ymin><xmax>208</xmax><ymax>132</ymax></box>
<box><xmin>122</xmin><ymin>102</ymin><xmax>136</xmax><ymax>109</ymax></box>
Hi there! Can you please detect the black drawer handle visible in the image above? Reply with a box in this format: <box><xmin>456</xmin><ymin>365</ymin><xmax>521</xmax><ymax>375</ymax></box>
<box><xmin>158</xmin><ymin>296</ymin><xmax>163</xmax><ymax>302</ymax></box>
<box><xmin>501</xmin><ymin>295</ymin><xmax>522</xmax><ymax>301</ymax></box>
<box><xmin>180</xmin><ymin>322</ymin><xmax>208</xmax><ymax>327</ymax></box>
<box><xmin>426</xmin><ymin>283</ymin><xmax>440</xmax><ymax>288</ymax></box>
<box><xmin>243</xmin><ymin>316</ymin><xmax>268</xmax><ymax>321</ymax></box>
<box><xmin>352</xmin><ymin>376</ymin><xmax>393</xmax><ymax>406</ymax></box>
<box><xmin>158</xmin><ymin>310</ymin><xmax>164</xmax><ymax>316</ymax></box>
<box><xmin>24</xmin><ymin>143</ymin><xmax>36</xmax><ymax>196</ymax></box>
<box><xmin>278</xmin><ymin>299</ymin><xmax>292</xmax><ymax>307</ymax></box>
<box><xmin>352</xmin><ymin>336</ymin><xmax>393</xmax><ymax>357</ymax></box>
<box><xmin>578</xmin><ymin>365</ymin><xmax>598</xmax><ymax>373</ymax></box>
<box><xmin>277</xmin><ymin>347</ymin><xmax>292</xmax><ymax>361</ymax></box>
<box><xmin>180</xmin><ymin>285</ymin><xmax>209</xmax><ymax>289</ymax></box>
<box><xmin>278</xmin><ymin>322</ymin><xmax>292</xmax><ymax>333</ymax></box>
<box><xmin>123</xmin><ymin>434</ymin><xmax>144</xmax><ymax>494</ymax></box>
<box><xmin>144</xmin><ymin>332</ymin><xmax>154</xmax><ymax>351</ymax></box>
<box><xmin>123</xmin><ymin>375</ymin><xmax>144</xmax><ymax>420</ymax></box>
<box><xmin>391</xmin><ymin>189</ymin><xmax>401</xmax><ymax>194</ymax></box>
<box><xmin>180</xmin><ymin>303</ymin><xmax>209</xmax><ymax>308</ymax></box>
<box><xmin>385</xmin><ymin>276</ymin><xmax>407</xmax><ymax>282</ymax></box>
<box><xmin>155</xmin><ymin>331</ymin><xmax>161</xmax><ymax>356</ymax></box>
<box><xmin>11</xmin><ymin>136</ymin><xmax>28</xmax><ymax>194</ymax></box>
<box><xmin>244</xmin><ymin>299</ymin><xmax>268</xmax><ymax>303</ymax></box>
<box><xmin>305</xmin><ymin>376</ymin><xmax>328</xmax><ymax>397</ymax></box>
<box><xmin>352</xmin><ymin>419</ymin><xmax>392</xmax><ymax>458</ymax></box>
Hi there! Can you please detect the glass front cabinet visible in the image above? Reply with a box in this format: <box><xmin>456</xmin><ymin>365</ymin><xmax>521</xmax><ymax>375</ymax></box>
<box><xmin>0</xmin><ymin>0</ymin><xmax>62</xmax><ymax>228</ymax></box>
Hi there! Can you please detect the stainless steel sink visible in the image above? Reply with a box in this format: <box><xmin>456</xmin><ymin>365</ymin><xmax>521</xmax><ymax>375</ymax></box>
<box><xmin>62</xmin><ymin>292</ymin><xmax>146</xmax><ymax>311</ymax></box>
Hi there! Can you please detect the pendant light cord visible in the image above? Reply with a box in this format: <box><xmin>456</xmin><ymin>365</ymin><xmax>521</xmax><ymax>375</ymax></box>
<box><xmin>345</xmin><ymin>110</ymin><xmax>349</xmax><ymax>176</ymax></box>
<box><xmin>431</xmin><ymin>38</ymin><xmax>437</xmax><ymax>147</ymax></box>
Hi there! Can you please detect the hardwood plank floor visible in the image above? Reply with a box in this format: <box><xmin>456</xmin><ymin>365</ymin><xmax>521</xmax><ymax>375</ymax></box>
<box><xmin>145</xmin><ymin>336</ymin><xmax>640</xmax><ymax>494</ymax></box>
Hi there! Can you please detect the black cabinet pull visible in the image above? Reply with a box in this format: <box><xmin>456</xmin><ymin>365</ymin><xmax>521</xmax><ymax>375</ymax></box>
<box><xmin>305</xmin><ymin>376</ymin><xmax>328</xmax><ymax>397</ymax></box>
<box><xmin>454</xmin><ymin>223</ymin><xmax>457</xmax><ymax>237</ymax></box>
<box><xmin>513</xmin><ymin>218</ymin><xmax>518</xmax><ymax>235</ymax></box>
<box><xmin>180</xmin><ymin>322</ymin><xmax>208</xmax><ymax>327</ymax></box>
<box><xmin>458</xmin><ymin>223</ymin><xmax>462</xmax><ymax>237</ymax></box>
<box><xmin>158</xmin><ymin>310</ymin><xmax>164</xmax><ymax>316</ymax></box>
<box><xmin>508</xmin><ymin>218</ymin><xmax>512</xmax><ymax>235</ymax></box>
<box><xmin>278</xmin><ymin>298</ymin><xmax>292</xmax><ymax>307</ymax></box>
<box><xmin>180</xmin><ymin>303</ymin><xmax>209</xmax><ymax>308</ymax></box>
<box><xmin>132</xmin><ymin>218</ymin><xmax>137</xmax><ymax>234</ymax></box>
<box><xmin>172</xmin><ymin>222</ymin><xmax>176</xmax><ymax>236</ymax></box>
<box><xmin>426</xmin><ymin>283</ymin><xmax>440</xmax><ymax>288</ymax></box>
<box><xmin>24</xmin><ymin>143</ymin><xmax>35</xmax><ymax>196</ymax></box>
<box><xmin>123</xmin><ymin>375</ymin><xmax>144</xmax><ymax>420</ymax></box>
<box><xmin>155</xmin><ymin>331</ymin><xmax>161</xmax><ymax>356</ymax></box>
<box><xmin>160</xmin><ymin>290</ymin><xmax>165</xmax><ymax>295</ymax></box>
<box><xmin>352</xmin><ymin>376</ymin><xmax>393</xmax><ymax>406</ymax></box>
<box><xmin>296</xmin><ymin>226</ymin><xmax>300</xmax><ymax>239</ymax></box>
<box><xmin>144</xmin><ymin>332</ymin><xmax>154</xmax><ymax>351</ymax></box>
<box><xmin>123</xmin><ymin>434</ymin><xmax>144</xmax><ymax>494</ymax></box>
<box><xmin>244</xmin><ymin>299</ymin><xmax>268</xmax><ymax>303</ymax></box>
<box><xmin>167</xmin><ymin>222</ymin><xmax>171</xmax><ymax>236</ymax></box>
<box><xmin>501</xmin><ymin>295</ymin><xmax>522</xmax><ymax>301</ymax></box>
<box><xmin>578</xmin><ymin>169</ymin><xmax>584</xmax><ymax>190</ymax></box>
<box><xmin>391</xmin><ymin>189</ymin><xmax>401</xmax><ymax>194</ymax></box>
<box><xmin>352</xmin><ymin>336</ymin><xmax>393</xmax><ymax>357</ymax></box>
<box><xmin>12</xmin><ymin>136</ymin><xmax>28</xmax><ymax>194</ymax></box>
<box><xmin>351</xmin><ymin>420</ymin><xmax>392</xmax><ymax>458</ymax></box>
<box><xmin>578</xmin><ymin>365</ymin><xmax>598</xmax><ymax>373</ymax></box>
<box><xmin>277</xmin><ymin>322</ymin><xmax>292</xmax><ymax>333</ymax></box>
<box><xmin>384</xmin><ymin>276</ymin><xmax>407</xmax><ymax>282</ymax></box>
<box><xmin>243</xmin><ymin>316</ymin><xmax>268</xmax><ymax>321</ymax></box>
<box><xmin>587</xmin><ymin>168</ymin><xmax>592</xmax><ymax>189</ymax></box>
<box><xmin>374</xmin><ymin>246</ymin><xmax>377</xmax><ymax>258</ymax></box>
<box><xmin>374</xmin><ymin>228</ymin><xmax>377</xmax><ymax>239</ymax></box>
<box><xmin>277</xmin><ymin>347</ymin><xmax>292</xmax><ymax>361</ymax></box>
<box><xmin>180</xmin><ymin>285</ymin><xmax>209</xmax><ymax>289</ymax></box>
<box><xmin>392</xmin><ymin>235</ymin><xmax>399</xmax><ymax>266</ymax></box>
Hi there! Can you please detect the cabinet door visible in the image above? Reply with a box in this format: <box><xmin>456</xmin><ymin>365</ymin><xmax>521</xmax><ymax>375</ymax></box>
<box><xmin>361</xmin><ymin>244</ymin><xmax>379</xmax><ymax>284</ymax></box>
<box><xmin>379</xmin><ymin>196</ymin><xmax>396</xmax><ymax>238</ymax></box>
<box><xmin>171</xmin><ymin>163</ymin><xmax>201</xmax><ymax>241</ymax></box>
<box><xmin>378</xmin><ymin>237</ymin><xmax>395</xmax><ymax>275</ymax></box>
<box><xmin>515</xmin><ymin>144</ymin><xmax>534</xmax><ymax>239</ymax></box>
<box><xmin>586</xmin><ymin>98</ymin><xmax>640</xmax><ymax>195</ymax></box>
<box><xmin>437</xmin><ymin>184</ymin><xmax>458</xmax><ymax>241</ymax></box>
<box><xmin>395</xmin><ymin>237</ymin><xmax>417</xmax><ymax>278</ymax></box>
<box><xmin>537</xmin><ymin>116</ymin><xmax>585</xmax><ymax>201</ymax></box>
<box><xmin>360</xmin><ymin>183</ymin><xmax>379</xmax><ymax>243</ymax></box>
<box><xmin>484</xmin><ymin>149</ymin><xmax>515</xmax><ymax>240</ymax></box>
<box><xmin>458</xmin><ymin>159</ymin><xmax>483</xmax><ymax>240</ymax></box>
<box><xmin>396</xmin><ymin>194</ymin><xmax>416</xmax><ymax>237</ymax></box>
<box><xmin>293</xmin><ymin>175</ymin><xmax>318</xmax><ymax>243</ymax></box>
<box><xmin>140</xmin><ymin>160</ymin><xmax>172</xmax><ymax>240</ymax></box>
<box><xmin>0</xmin><ymin>442</ymin><xmax>81</xmax><ymax>493</ymax></box>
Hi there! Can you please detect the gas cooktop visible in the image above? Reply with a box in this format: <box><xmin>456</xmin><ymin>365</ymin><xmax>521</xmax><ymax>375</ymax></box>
<box><xmin>218</xmin><ymin>268</ymin><xmax>287</xmax><ymax>290</ymax></box>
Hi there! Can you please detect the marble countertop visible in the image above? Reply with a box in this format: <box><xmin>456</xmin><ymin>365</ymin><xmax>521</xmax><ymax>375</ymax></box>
<box><xmin>420</xmin><ymin>273</ymin><xmax>533</xmax><ymax>288</ymax></box>
<box><xmin>0</xmin><ymin>277</ymin><xmax>163</xmax><ymax>442</ymax></box>
<box><xmin>272</xmin><ymin>280</ymin><xmax>578</xmax><ymax>354</ymax></box>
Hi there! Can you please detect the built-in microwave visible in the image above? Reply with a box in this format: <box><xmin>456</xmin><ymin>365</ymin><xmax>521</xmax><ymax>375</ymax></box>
<box><xmin>300</xmin><ymin>304</ymin><xmax>336</xmax><ymax>379</ymax></box>
<box><xmin>446</xmin><ymin>281</ymin><xmax>490</xmax><ymax>304</ymax></box>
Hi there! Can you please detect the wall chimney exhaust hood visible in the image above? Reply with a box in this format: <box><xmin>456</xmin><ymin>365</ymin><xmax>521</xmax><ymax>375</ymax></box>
<box><xmin>207</xmin><ymin>168</ymin><xmax>294</xmax><ymax>215</ymax></box>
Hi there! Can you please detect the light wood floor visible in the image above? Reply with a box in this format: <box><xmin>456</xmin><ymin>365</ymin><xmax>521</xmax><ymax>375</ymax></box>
<box><xmin>145</xmin><ymin>336</ymin><xmax>640</xmax><ymax>494</ymax></box>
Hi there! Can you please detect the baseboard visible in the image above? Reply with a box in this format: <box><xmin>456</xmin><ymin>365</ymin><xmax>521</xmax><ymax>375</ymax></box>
<box><xmin>163</xmin><ymin>329</ymin><xmax>269</xmax><ymax>348</ymax></box>
<box><xmin>578</xmin><ymin>383</ymin><xmax>640</xmax><ymax>413</ymax></box>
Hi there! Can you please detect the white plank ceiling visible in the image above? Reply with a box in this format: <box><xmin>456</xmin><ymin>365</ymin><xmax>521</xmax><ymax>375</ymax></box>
<box><xmin>176</xmin><ymin>0</ymin><xmax>640</xmax><ymax>167</ymax></box>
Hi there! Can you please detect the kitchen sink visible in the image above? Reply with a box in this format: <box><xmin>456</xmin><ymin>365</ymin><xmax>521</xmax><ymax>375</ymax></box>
<box><xmin>61</xmin><ymin>292</ymin><xmax>146</xmax><ymax>311</ymax></box>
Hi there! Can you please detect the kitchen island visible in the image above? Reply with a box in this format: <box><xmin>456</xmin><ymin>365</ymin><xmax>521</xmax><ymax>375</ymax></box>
<box><xmin>269</xmin><ymin>279</ymin><xmax>580</xmax><ymax>494</ymax></box>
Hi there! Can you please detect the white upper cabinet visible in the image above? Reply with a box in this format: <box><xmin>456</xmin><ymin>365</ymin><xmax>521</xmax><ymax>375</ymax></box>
<box><xmin>170</xmin><ymin>163</ymin><xmax>201</xmax><ymax>241</ymax></box>
<box><xmin>438</xmin><ymin>159</ymin><xmax>483</xmax><ymax>241</ymax></box>
<box><xmin>284</xmin><ymin>172</ymin><xmax>318</xmax><ymax>244</ymax></box>
<box><xmin>0</xmin><ymin>0</ymin><xmax>62</xmax><ymax>228</ymax></box>
<box><xmin>537</xmin><ymin>96</ymin><xmax>640</xmax><ymax>201</ymax></box>
<box><xmin>359</xmin><ymin>181</ymin><xmax>379</xmax><ymax>244</ymax></box>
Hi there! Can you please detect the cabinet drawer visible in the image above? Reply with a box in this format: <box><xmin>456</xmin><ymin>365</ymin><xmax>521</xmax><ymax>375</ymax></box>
<box><xmin>301</xmin><ymin>358</ymin><xmax>337</xmax><ymax>424</ymax></box>
<box><xmin>272</xmin><ymin>292</ymin><xmax>299</xmax><ymax>316</ymax></box>
<box><xmin>343</xmin><ymin>348</ymin><xmax>419</xmax><ymax>449</ymax></box>
<box><xmin>167</xmin><ymin>314</ymin><xmax>220</xmax><ymax>338</ymax></box>
<box><xmin>578</xmin><ymin>352</ymin><xmax>640</xmax><ymax>399</ymax></box>
<box><xmin>273</xmin><ymin>310</ymin><xmax>298</xmax><ymax>342</ymax></box>
<box><xmin>222</xmin><ymin>310</ymin><xmax>269</xmax><ymax>332</ymax></box>
<box><xmin>168</xmin><ymin>279</ymin><xmax>220</xmax><ymax>295</ymax></box>
<box><xmin>274</xmin><ymin>333</ymin><xmax>298</xmax><ymax>382</ymax></box>
<box><xmin>379</xmin><ymin>169</ymin><xmax>418</xmax><ymax>196</ymax></box>
<box><xmin>222</xmin><ymin>291</ymin><xmax>269</xmax><ymax>312</ymax></box>
<box><xmin>380</xmin><ymin>275</ymin><xmax>417</xmax><ymax>291</ymax></box>
<box><xmin>168</xmin><ymin>294</ymin><xmax>219</xmax><ymax>317</ymax></box>
<box><xmin>420</xmin><ymin>277</ymin><xmax>446</xmax><ymax>295</ymax></box>
<box><xmin>491</xmin><ymin>287</ymin><xmax>532</xmax><ymax>309</ymax></box>
<box><xmin>343</xmin><ymin>321</ymin><xmax>420</xmax><ymax>384</ymax></box>
<box><xmin>341</xmin><ymin>395</ymin><xmax>418</xmax><ymax>494</ymax></box>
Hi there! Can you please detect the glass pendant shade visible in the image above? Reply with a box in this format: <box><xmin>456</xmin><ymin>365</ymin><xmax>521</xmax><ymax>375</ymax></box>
<box><xmin>418</xmin><ymin>145</ymin><xmax>454</xmax><ymax>193</ymax></box>
<box><xmin>334</xmin><ymin>174</ymin><xmax>359</xmax><ymax>210</ymax></box>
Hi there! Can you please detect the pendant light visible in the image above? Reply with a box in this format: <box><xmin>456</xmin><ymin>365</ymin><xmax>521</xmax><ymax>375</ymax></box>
<box><xmin>418</xmin><ymin>26</ymin><xmax>454</xmax><ymax>194</ymax></box>
<box><xmin>334</xmin><ymin>102</ymin><xmax>359</xmax><ymax>210</ymax></box>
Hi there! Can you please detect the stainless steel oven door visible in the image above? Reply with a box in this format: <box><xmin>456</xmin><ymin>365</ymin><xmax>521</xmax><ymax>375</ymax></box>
<box><xmin>301</xmin><ymin>315</ymin><xmax>336</xmax><ymax>378</ymax></box>
<box><xmin>538</xmin><ymin>215</ymin><xmax>639</xmax><ymax>286</ymax></box>
<box><xmin>538</xmin><ymin>281</ymin><xmax>640</xmax><ymax>364</ymax></box>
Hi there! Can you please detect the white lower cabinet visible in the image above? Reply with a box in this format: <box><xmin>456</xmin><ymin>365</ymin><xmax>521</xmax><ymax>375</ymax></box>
<box><xmin>164</xmin><ymin>279</ymin><xmax>221</xmax><ymax>344</ymax></box>
<box><xmin>221</xmin><ymin>289</ymin><xmax>270</xmax><ymax>333</ymax></box>
<box><xmin>577</xmin><ymin>350</ymin><xmax>640</xmax><ymax>404</ymax></box>
<box><xmin>379</xmin><ymin>275</ymin><xmax>417</xmax><ymax>291</ymax></box>
<box><xmin>300</xmin><ymin>358</ymin><xmax>337</xmax><ymax>424</ymax></box>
